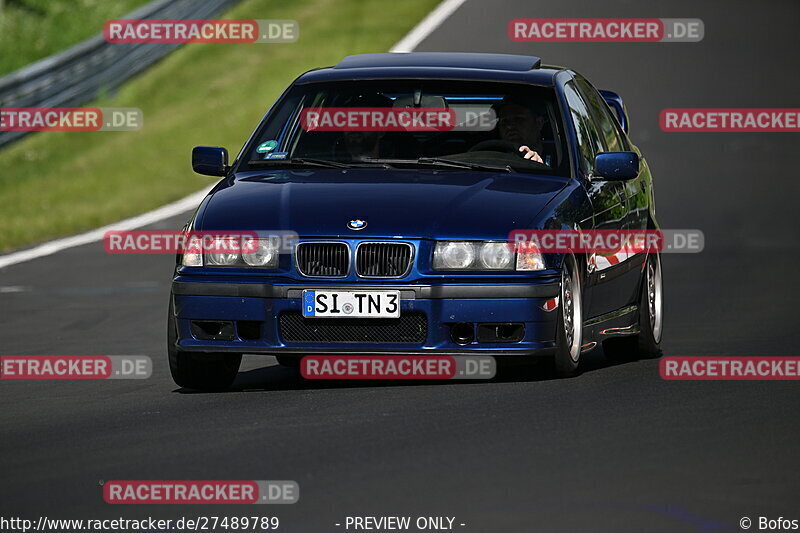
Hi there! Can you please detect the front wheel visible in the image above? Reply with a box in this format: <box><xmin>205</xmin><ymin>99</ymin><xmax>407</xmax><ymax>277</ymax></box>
<box><xmin>168</xmin><ymin>351</ymin><xmax>242</xmax><ymax>391</ymax></box>
<box><xmin>552</xmin><ymin>255</ymin><xmax>583</xmax><ymax>377</ymax></box>
<box><xmin>603</xmin><ymin>253</ymin><xmax>664</xmax><ymax>361</ymax></box>
<box><xmin>167</xmin><ymin>298</ymin><xmax>242</xmax><ymax>390</ymax></box>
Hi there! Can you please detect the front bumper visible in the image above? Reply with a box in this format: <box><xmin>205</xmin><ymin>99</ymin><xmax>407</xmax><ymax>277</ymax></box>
<box><xmin>171</xmin><ymin>278</ymin><xmax>560</xmax><ymax>356</ymax></box>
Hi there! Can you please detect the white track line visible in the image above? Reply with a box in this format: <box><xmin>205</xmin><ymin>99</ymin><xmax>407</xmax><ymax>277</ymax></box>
<box><xmin>0</xmin><ymin>186</ymin><xmax>214</xmax><ymax>270</ymax></box>
<box><xmin>390</xmin><ymin>0</ymin><xmax>466</xmax><ymax>53</ymax></box>
<box><xmin>0</xmin><ymin>0</ymin><xmax>465</xmax><ymax>269</ymax></box>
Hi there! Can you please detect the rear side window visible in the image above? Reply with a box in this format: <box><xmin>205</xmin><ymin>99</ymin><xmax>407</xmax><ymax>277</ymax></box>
<box><xmin>575</xmin><ymin>77</ymin><xmax>627</xmax><ymax>152</ymax></box>
<box><xmin>564</xmin><ymin>81</ymin><xmax>604</xmax><ymax>172</ymax></box>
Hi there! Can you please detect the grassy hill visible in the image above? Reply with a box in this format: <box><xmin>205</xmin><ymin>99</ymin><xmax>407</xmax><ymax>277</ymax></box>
<box><xmin>0</xmin><ymin>0</ymin><xmax>151</xmax><ymax>75</ymax></box>
<box><xmin>0</xmin><ymin>0</ymin><xmax>439</xmax><ymax>251</ymax></box>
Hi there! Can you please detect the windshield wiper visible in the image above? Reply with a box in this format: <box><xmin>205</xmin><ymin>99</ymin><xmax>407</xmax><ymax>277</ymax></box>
<box><xmin>248</xmin><ymin>158</ymin><xmax>352</xmax><ymax>169</ymax></box>
<box><xmin>366</xmin><ymin>158</ymin><xmax>515</xmax><ymax>173</ymax></box>
<box><xmin>250</xmin><ymin>157</ymin><xmax>513</xmax><ymax>172</ymax></box>
<box><xmin>416</xmin><ymin>157</ymin><xmax>515</xmax><ymax>173</ymax></box>
<box><xmin>248</xmin><ymin>158</ymin><xmax>395</xmax><ymax>169</ymax></box>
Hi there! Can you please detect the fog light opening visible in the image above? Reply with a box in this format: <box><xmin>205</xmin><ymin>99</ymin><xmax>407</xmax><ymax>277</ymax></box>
<box><xmin>496</xmin><ymin>324</ymin><xmax>517</xmax><ymax>341</ymax></box>
<box><xmin>476</xmin><ymin>323</ymin><xmax>525</xmax><ymax>343</ymax></box>
<box><xmin>451</xmin><ymin>323</ymin><xmax>474</xmax><ymax>345</ymax></box>
<box><xmin>190</xmin><ymin>320</ymin><xmax>235</xmax><ymax>341</ymax></box>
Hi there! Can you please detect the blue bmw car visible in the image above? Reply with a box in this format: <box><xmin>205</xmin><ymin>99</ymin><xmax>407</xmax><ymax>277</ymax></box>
<box><xmin>168</xmin><ymin>52</ymin><xmax>663</xmax><ymax>390</ymax></box>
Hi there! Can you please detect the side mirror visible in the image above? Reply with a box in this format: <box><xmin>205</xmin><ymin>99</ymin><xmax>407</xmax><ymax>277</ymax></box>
<box><xmin>192</xmin><ymin>146</ymin><xmax>229</xmax><ymax>176</ymax></box>
<box><xmin>594</xmin><ymin>152</ymin><xmax>639</xmax><ymax>181</ymax></box>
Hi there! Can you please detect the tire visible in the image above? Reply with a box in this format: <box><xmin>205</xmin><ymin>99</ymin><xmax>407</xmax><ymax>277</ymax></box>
<box><xmin>602</xmin><ymin>253</ymin><xmax>664</xmax><ymax>361</ymax></box>
<box><xmin>167</xmin><ymin>298</ymin><xmax>242</xmax><ymax>391</ymax></box>
<box><xmin>552</xmin><ymin>254</ymin><xmax>583</xmax><ymax>377</ymax></box>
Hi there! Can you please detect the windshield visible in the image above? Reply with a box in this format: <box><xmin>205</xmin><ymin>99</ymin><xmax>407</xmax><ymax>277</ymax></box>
<box><xmin>238</xmin><ymin>79</ymin><xmax>570</xmax><ymax>176</ymax></box>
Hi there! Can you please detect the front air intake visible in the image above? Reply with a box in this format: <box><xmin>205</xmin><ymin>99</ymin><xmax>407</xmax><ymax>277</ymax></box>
<box><xmin>279</xmin><ymin>311</ymin><xmax>427</xmax><ymax>343</ymax></box>
<box><xmin>356</xmin><ymin>242</ymin><xmax>413</xmax><ymax>277</ymax></box>
<box><xmin>295</xmin><ymin>242</ymin><xmax>350</xmax><ymax>277</ymax></box>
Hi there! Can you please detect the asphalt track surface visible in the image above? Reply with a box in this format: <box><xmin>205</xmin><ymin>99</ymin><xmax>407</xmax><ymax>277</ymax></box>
<box><xmin>2</xmin><ymin>1</ymin><xmax>799</xmax><ymax>532</ymax></box>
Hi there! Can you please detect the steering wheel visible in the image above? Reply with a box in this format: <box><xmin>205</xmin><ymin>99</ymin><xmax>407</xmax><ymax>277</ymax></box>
<box><xmin>468</xmin><ymin>139</ymin><xmax>520</xmax><ymax>154</ymax></box>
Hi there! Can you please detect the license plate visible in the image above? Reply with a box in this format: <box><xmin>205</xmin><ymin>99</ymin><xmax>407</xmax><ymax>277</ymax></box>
<box><xmin>302</xmin><ymin>290</ymin><xmax>400</xmax><ymax>318</ymax></box>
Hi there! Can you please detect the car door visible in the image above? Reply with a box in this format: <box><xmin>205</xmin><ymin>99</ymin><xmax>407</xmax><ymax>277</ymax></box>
<box><xmin>576</xmin><ymin>77</ymin><xmax>648</xmax><ymax>311</ymax></box>
<box><xmin>563</xmin><ymin>80</ymin><xmax>631</xmax><ymax>319</ymax></box>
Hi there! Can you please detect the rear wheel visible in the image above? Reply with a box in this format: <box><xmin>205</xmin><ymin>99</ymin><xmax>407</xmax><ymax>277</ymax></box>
<box><xmin>603</xmin><ymin>253</ymin><xmax>663</xmax><ymax>361</ymax></box>
<box><xmin>552</xmin><ymin>255</ymin><xmax>583</xmax><ymax>377</ymax></box>
<box><xmin>167</xmin><ymin>299</ymin><xmax>241</xmax><ymax>390</ymax></box>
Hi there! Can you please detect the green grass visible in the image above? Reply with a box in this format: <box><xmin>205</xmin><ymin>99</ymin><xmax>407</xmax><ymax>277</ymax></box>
<box><xmin>0</xmin><ymin>0</ymin><xmax>151</xmax><ymax>75</ymax></box>
<box><xmin>0</xmin><ymin>0</ymin><xmax>440</xmax><ymax>252</ymax></box>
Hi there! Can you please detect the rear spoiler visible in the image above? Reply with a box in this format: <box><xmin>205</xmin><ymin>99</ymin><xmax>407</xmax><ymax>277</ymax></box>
<box><xmin>598</xmin><ymin>89</ymin><xmax>629</xmax><ymax>134</ymax></box>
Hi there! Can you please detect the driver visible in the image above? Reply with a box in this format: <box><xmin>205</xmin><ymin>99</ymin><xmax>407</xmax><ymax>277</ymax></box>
<box><xmin>339</xmin><ymin>93</ymin><xmax>392</xmax><ymax>161</ymax></box>
<box><xmin>342</xmin><ymin>130</ymin><xmax>385</xmax><ymax>161</ymax></box>
<box><xmin>493</xmin><ymin>97</ymin><xmax>547</xmax><ymax>163</ymax></box>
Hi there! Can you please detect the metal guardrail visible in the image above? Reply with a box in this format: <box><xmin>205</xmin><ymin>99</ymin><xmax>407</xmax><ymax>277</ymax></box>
<box><xmin>0</xmin><ymin>0</ymin><xmax>240</xmax><ymax>148</ymax></box>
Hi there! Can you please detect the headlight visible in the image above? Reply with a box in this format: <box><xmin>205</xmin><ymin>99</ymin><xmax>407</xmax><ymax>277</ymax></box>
<box><xmin>206</xmin><ymin>251</ymin><xmax>239</xmax><ymax>266</ymax></box>
<box><xmin>433</xmin><ymin>241</ymin><xmax>515</xmax><ymax>271</ymax></box>
<box><xmin>433</xmin><ymin>242</ymin><xmax>476</xmax><ymax>270</ymax></box>
<box><xmin>181</xmin><ymin>234</ymin><xmax>203</xmax><ymax>267</ymax></box>
<box><xmin>479</xmin><ymin>242</ymin><xmax>513</xmax><ymax>269</ymax></box>
<box><xmin>433</xmin><ymin>241</ymin><xmax>544</xmax><ymax>271</ymax></box>
<box><xmin>195</xmin><ymin>235</ymin><xmax>282</xmax><ymax>268</ymax></box>
<box><xmin>206</xmin><ymin>236</ymin><xmax>240</xmax><ymax>266</ymax></box>
<box><xmin>515</xmin><ymin>241</ymin><xmax>546</xmax><ymax>271</ymax></box>
<box><xmin>242</xmin><ymin>237</ymin><xmax>279</xmax><ymax>267</ymax></box>
<box><xmin>182</xmin><ymin>234</ymin><xmax>281</xmax><ymax>268</ymax></box>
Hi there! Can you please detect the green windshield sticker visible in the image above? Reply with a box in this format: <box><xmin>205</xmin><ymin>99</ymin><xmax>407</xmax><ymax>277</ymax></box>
<box><xmin>256</xmin><ymin>140</ymin><xmax>278</xmax><ymax>153</ymax></box>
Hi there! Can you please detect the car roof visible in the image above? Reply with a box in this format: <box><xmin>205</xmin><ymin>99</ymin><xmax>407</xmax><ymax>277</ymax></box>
<box><xmin>336</xmin><ymin>52</ymin><xmax>542</xmax><ymax>71</ymax></box>
<box><xmin>295</xmin><ymin>52</ymin><xmax>564</xmax><ymax>86</ymax></box>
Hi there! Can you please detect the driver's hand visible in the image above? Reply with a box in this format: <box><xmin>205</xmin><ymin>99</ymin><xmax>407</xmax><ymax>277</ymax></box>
<box><xmin>519</xmin><ymin>145</ymin><xmax>543</xmax><ymax>163</ymax></box>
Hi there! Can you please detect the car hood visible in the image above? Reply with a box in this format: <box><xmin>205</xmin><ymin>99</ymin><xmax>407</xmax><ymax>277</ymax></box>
<box><xmin>198</xmin><ymin>169</ymin><xmax>568</xmax><ymax>239</ymax></box>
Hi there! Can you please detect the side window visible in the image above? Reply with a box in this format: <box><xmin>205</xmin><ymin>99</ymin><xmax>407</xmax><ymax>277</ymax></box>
<box><xmin>575</xmin><ymin>77</ymin><xmax>627</xmax><ymax>152</ymax></box>
<box><xmin>564</xmin><ymin>81</ymin><xmax>604</xmax><ymax>172</ymax></box>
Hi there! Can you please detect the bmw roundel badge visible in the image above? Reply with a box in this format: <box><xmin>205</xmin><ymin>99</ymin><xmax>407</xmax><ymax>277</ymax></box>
<box><xmin>348</xmin><ymin>219</ymin><xmax>367</xmax><ymax>230</ymax></box>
